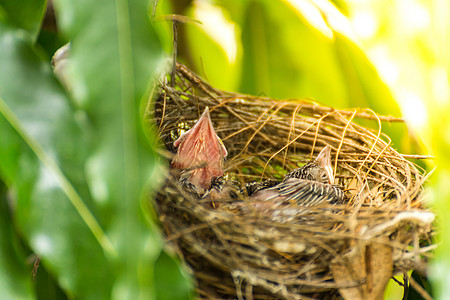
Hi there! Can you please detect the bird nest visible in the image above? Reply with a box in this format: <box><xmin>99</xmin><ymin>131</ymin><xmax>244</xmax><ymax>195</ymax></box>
<box><xmin>151</xmin><ymin>63</ymin><xmax>434</xmax><ymax>299</ymax></box>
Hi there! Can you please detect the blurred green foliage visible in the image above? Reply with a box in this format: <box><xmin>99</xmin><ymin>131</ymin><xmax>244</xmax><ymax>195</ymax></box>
<box><xmin>0</xmin><ymin>180</ymin><xmax>33</xmax><ymax>299</ymax></box>
<box><xmin>0</xmin><ymin>0</ymin><xmax>191</xmax><ymax>299</ymax></box>
<box><xmin>0</xmin><ymin>0</ymin><xmax>444</xmax><ymax>299</ymax></box>
<box><xmin>166</xmin><ymin>0</ymin><xmax>418</xmax><ymax>155</ymax></box>
<box><xmin>0</xmin><ymin>0</ymin><xmax>46</xmax><ymax>39</ymax></box>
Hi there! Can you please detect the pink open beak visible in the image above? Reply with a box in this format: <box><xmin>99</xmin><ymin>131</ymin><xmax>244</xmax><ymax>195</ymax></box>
<box><xmin>172</xmin><ymin>107</ymin><xmax>228</xmax><ymax>190</ymax></box>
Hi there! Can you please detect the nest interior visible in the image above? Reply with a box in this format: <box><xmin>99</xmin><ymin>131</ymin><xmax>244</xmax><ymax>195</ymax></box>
<box><xmin>151</xmin><ymin>63</ymin><xmax>433</xmax><ymax>300</ymax></box>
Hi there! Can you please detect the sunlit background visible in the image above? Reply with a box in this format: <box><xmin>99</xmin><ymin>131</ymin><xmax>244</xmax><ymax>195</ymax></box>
<box><xmin>188</xmin><ymin>0</ymin><xmax>448</xmax><ymax>143</ymax></box>
<box><xmin>346</xmin><ymin>0</ymin><xmax>448</xmax><ymax>142</ymax></box>
<box><xmin>179</xmin><ymin>0</ymin><xmax>447</xmax><ymax>145</ymax></box>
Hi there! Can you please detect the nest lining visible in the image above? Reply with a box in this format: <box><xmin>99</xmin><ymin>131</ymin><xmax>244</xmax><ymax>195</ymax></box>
<box><xmin>152</xmin><ymin>63</ymin><xmax>433</xmax><ymax>299</ymax></box>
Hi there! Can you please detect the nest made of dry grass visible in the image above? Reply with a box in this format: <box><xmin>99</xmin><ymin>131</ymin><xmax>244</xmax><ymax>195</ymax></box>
<box><xmin>151</xmin><ymin>63</ymin><xmax>434</xmax><ymax>300</ymax></box>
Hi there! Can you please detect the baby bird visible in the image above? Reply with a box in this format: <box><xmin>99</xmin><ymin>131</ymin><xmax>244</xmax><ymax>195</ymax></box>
<box><xmin>284</xmin><ymin>145</ymin><xmax>334</xmax><ymax>184</ymax></box>
<box><xmin>249</xmin><ymin>146</ymin><xmax>343</xmax><ymax>206</ymax></box>
<box><xmin>171</xmin><ymin>107</ymin><xmax>227</xmax><ymax>195</ymax></box>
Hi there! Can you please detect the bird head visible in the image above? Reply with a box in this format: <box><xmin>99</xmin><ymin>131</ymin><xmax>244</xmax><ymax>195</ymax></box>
<box><xmin>314</xmin><ymin>145</ymin><xmax>334</xmax><ymax>184</ymax></box>
<box><xmin>171</xmin><ymin>107</ymin><xmax>228</xmax><ymax>191</ymax></box>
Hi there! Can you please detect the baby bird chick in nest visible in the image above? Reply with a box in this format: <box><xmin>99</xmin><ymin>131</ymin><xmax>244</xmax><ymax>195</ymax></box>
<box><xmin>245</xmin><ymin>146</ymin><xmax>335</xmax><ymax>196</ymax></box>
<box><xmin>171</xmin><ymin>107</ymin><xmax>228</xmax><ymax>195</ymax></box>
<box><xmin>250</xmin><ymin>146</ymin><xmax>344</xmax><ymax>206</ymax></box>
<box><xmin>285</xmin><ymin>145</ymin><xmax>334</xmax><ymax>184</ymax></box>
<box><xmin>171</xmin><ymin>107</ymin><xmax>242</xmax><ymax>203</ymax></box>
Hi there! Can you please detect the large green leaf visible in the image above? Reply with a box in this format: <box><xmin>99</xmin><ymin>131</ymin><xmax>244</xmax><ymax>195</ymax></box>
<box><xmin>0</xmin><ymin>0</ymin><xmax>46</xmax><ymax>40</ymax></box>
<box><xmin>333</xmin><ymin>34</ymin><xmax>409</xmax><ymax>149</ymax></box>
<box><xmin>238</xmin><ymin>1</ymin><xmax>349</xmax><ymax>105</ymax></box>
<box><xmin>0</xmin><ymin>0</ymin><xmax>194</xmax><ymax>296</ymax></box>
<box><xmin>0</xmin><ymin>22</ymin><xmax>114</xmax><ymax>298</ymax></box>
<box><xmin>183</xmin><ymin>4</ymin><xmax>242</xmax><ymax>91</ymax></box>
<box><xmin>53</xmin><ymin>0</ymin><xmax>185</xmax><ymax>298</ymax></box>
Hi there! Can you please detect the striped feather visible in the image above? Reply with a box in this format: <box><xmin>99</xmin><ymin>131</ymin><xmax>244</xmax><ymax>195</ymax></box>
<box><xmin>264</xmin><ymin>178</ymin><xmax>343</xmax><ymax>206</ymax></box>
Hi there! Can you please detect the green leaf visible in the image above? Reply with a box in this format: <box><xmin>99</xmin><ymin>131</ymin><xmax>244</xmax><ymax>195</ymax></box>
<box><xmin>334</xmin><ymin>34</ymin><xmax>408</xmax><ymax>148</ymax></box>
<box><xmin>0</xmin><ymin>22</ymin><xmax>114</xmax><ymax>298</ymax></box>
<box><xmin>154</xmin><ymin>251</ymin><xmax>194</xmax><ymax>300</ymax></box>
<box><xmin>34</xmin><ymin>261</ymin><xmax>69</xmax><ymax>300</ymax></box>
<box><xmin>0</xmin><ymin>179</ymin><xmax>33</xmax><ymax>300</ymax></box>
<box><xmin>238</xmin><ymin>1</ymin><xmax>349</xmax><ymax>105</ymax></box>
<box><xmin>54</xmin><ymin>0</ymin><xmax>188</xmax><ymax>298</ymax></box>
<box><xmin>183</xmin><ymin>4</ymin><xmax>242</xmax><ymax>91</ymax></box>
<box><xmin>0</xmin><ymin>0</ymin><xmax>193</xmax><ymax>296</ymax></box>
<box><xmin>0</xmin><ymin>0</ymin><xmax>46</xmax><ymax>40</ymax></box>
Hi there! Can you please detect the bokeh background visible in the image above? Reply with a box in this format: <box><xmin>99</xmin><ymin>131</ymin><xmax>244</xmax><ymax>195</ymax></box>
<box><xmin>0</xmin><ymin>0</ymin><xmax>448</xmax><ymax>299</ymax></box>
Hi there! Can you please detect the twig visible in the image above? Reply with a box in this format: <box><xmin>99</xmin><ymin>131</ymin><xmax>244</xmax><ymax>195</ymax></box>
<box><xmin>170</xmin><ymin>20</ymin><xmax>178</xmax><ymax>87</ymax></box>
<box><xmin>402</xmin><ymin>273</ymin><xmax>409</xmax><ymax>300</ymax></box>
<box><xmin>401</xmin><ymin>154</ymin><xmax>434</xmax><ymax>159</ymax></box>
